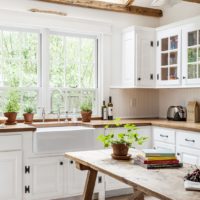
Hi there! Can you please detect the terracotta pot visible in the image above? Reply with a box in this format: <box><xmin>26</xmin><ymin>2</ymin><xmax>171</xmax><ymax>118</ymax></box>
<box><xmin>23</xmin><ymin>113</ymin><xmax>34</xmax><ymax>124</ymax></box>
<box><xmin>112</xmin><ymin>143</ymin><xmax>129</xmax><ymax>156</ymax></box>
<box><xmin>4</xmin><ymin>112</ymin><xmax>17</xmax><ymax>125</ymax></box>
<box><xmin>81</xmin><ymin>111</ymin><xmax>92</xmax><ymax>122</ymax></box>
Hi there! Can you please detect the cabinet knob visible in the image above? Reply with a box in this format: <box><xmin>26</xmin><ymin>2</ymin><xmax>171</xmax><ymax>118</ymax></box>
<box><xmin>183</xmin><ymin>76</ymin><xmax>186</xmax><ymax>79</ymax></box>
<box><xmin>177</xmin><ymin>153</ymin><xmax>180</xmax><ymax>156</ymax></box>
<box><xmin>70</xmin><ymin>160</ymin><xmax>74</xmax><ymax>164</ymax></box>
<box><xmin>137</xmin><ymin>77</ymin><xmax>141</xmax><ymax>81</ymax></box>
<box><xmin>60</xmin><ymin>162</ymin><xmax>63</xmax><ymax>166</ymax></box>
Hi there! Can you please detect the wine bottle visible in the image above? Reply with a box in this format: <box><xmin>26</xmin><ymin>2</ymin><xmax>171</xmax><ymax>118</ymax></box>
<box><xmin>101</xmin><ymin>101</ymin><xmax>107</xmax><ymax>120</ymax></box>
<box><xmin>107</xmin><ymin>96</ymin><xmax>113</xmax><ymax>120</ymax></box>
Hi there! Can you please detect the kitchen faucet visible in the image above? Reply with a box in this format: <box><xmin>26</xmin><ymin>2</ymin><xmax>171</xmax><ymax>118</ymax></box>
<box><xmin>38</xmin><ymin>107</ymin><xmax>45</xmax><ymax>123</ymax></box>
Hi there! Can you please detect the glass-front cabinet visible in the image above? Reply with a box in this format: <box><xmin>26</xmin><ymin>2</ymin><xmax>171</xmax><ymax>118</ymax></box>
<box><xmin>157</xmin><ymin>28</ymin><xmax>181</xmax><ymax>86</ymax></box>
<box><xmin>182</xmin><ymin>24</ymin><xmax>200</xmax><ymax>85</ymax></box>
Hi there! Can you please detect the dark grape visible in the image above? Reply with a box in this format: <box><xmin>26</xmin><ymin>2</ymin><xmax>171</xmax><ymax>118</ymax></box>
<box><xmin>185</xmin><ymin>168</ymin><xmax>200</xmax><ymax>182</ymax></box>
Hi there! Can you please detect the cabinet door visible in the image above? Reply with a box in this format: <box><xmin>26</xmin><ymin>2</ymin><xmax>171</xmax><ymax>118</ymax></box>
<box><xmin>176</xmin><ymin>146</ymin><xmax>200</xmax><ymax>165</ymax></box>
<box><xmin>182</xmin><ymin>24</ymin><xmax>200</xmax><ymax>85</ymax></box>
<box><xmin>65</xmin><ymin>158</ymin><xmax>87</xmax><ymax>196</ymax></box>
<box><xmin>65</xmin><ymin>158</ymin><xmax>104</xmax><ymax>196</ymax></box>
<box><xmin>157</xmin><ymin>28</ymin><xmax>181</xmax><ymax>86</ymax></box>
<box><xmin>136</xmin><ymin>29</ymin><xmax>156</xmax><ymax>88</ymax></box>
<box><xmin>122</xmin><ymin>28</ymin><xmax>135</xmax><ymax>87</ymax></box>
<box><xmin>24</xmin><ymin>156</ymin><xmax>64</xmax><ymax>200</ymax></box>
<box><xmin>0</xmin><ymin>151</ymin><xmax>22</xmax><ymax>200</ymax></box>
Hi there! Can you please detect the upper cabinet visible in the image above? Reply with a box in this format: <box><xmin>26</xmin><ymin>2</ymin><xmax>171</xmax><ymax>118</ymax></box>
<box><xmin>121</xmin><ymin>26</ymin><xmax>156</xmax><ymax>88</ymax></box>
<box><xmin>156</xmin><ymin>28</ymin><xmax>181</xmax><ymax>86</ymax></box>
<box><xmin>182</xmin><ymin>23</ymin><xmax>200</xmax><ymax>85</ymax></box>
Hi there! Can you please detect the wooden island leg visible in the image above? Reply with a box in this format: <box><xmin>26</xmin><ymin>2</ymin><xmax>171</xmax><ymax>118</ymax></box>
<box><xmin>129</xmin><ymin>188</ymin><xmax>144</xmax><ymax>200</ymax></box>
<box><xmin>76</xmin><ymin>162</ymin><xmax>97</xmax><ymax>200</ymax></box>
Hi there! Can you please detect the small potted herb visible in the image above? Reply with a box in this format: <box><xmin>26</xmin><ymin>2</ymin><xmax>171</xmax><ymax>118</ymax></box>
<box><xmin>80</xmin><ymin>100</ymin><xmax>92</xmax><ymax>122</ymax></box>
<box><xmin>4</xmin><ymin>90</ymin><xmax>20</xmax><ymax>125</ymax></box>
<box><xmin>97</xmin><ymin>118</ymin><xmax>147</xmax><ymax>159</ymax></box>
<box><xmin>23</xmin><ymin>107</ymin><xmax>34</xmax><ymax>124</ymax></box>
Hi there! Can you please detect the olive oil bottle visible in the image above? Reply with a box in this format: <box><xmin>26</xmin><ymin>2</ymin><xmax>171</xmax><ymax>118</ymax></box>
<box><xmin>101</xmin><ymin>100</ymin><xmax>107</xmax><ymax>120</ymax></box>
<box><xmin>107</xmin><ymin>96</ymin><xmax>113</xmax><ymax>120</ymax></box>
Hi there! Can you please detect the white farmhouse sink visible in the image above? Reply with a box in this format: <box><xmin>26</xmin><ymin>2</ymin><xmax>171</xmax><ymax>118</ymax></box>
<box><xmin>33</xmin><ymin>126</ymin><xmax>95</xmax><ymax>153</ymax></box>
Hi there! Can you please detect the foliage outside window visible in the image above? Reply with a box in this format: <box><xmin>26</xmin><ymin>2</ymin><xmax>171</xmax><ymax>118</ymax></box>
<box><xmin>0</xmin><ymin>28</ymin><xmax>98</xmax><ymax>117</ymax></box>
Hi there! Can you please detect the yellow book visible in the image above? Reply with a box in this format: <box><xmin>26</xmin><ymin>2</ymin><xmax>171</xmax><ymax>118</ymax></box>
<box><xmin>142</xmin><ymin>156</ymin><xmax>177</xmax><ymax>161</ymax></box>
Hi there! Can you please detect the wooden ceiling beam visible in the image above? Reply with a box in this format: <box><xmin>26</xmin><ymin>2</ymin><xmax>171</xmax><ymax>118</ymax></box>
<box><xmin>38</xmin><ymin>0</ymin><xmax>163</xmax><ymax>17</ymax></box>
<box><xmin>125</xmin><ymin>0</ymin><xmax>134</xmax><ymax>7</ymax></box>
<box><xmin>183</xmin><ymin>0</ymin><xmax>200</xmax><ymax>3</ymax></box>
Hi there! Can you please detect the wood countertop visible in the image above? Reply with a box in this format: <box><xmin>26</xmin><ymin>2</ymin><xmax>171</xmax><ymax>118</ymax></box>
<box><xmin>1</xmin><ymin>119</ymin><xmax>200</xmax><ymax>133</ymax></box>
<box><xmin>0</xmin><ymin>123</ymin><xmax>36</xmax><ymax>133</ymax></box>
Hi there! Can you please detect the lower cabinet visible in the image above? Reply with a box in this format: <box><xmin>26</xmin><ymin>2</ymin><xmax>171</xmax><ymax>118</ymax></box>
<box><xmin>24</xmin><ymin>156</ymin><xmax>64</xmax><ymax>200</ymax></box>
<box><xmin>176</xmin><ymin>131</ymin><xmax>200</xmax><ymax>165</ymax></box>
<box><xmin>0</xmin><ymin>151</ymin><xmax>22</xmax><ymax>200</ymax></box>
<box><xmin>65</xmin><ymin>158</ymin><xmax>87</xmax><ymax>196</ymax></box>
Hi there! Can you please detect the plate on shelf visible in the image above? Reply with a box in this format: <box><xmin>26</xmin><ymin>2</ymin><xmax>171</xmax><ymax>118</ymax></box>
<box><xmin>184</xmin><ymin>180</ymin><xmax>200</xmax><ymax>191</ymax></box>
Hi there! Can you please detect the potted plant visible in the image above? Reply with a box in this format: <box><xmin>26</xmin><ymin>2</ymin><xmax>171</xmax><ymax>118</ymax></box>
<box><xmin>80</xmin><ymin>100</ymin><xmax>92</xmax><ymax>122</ymax></box>
<box><xmin>4</xmin><ymin>90</ymin><xmax>20</xmax><ymax>125</ymax></box>
<box><xmin>97</xmin><ymin>118</ymin><xmax>147</xmax><ymax>159</ymax></box>
<box><xmin>23</xmin><ymin>107</ymin><xmax>34</xmax><ymax>124</ymax></box>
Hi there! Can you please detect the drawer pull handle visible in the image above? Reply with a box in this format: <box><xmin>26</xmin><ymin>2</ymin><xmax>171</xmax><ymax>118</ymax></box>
<box><xmin>185</xmin><ymin>138</ymin><xmax>195</xmax><ymax>143</ymax></box>
<box><xmin>160</xmin><ymin>134</ymin><xmax>168</xmax><ymax>138</ymax></box>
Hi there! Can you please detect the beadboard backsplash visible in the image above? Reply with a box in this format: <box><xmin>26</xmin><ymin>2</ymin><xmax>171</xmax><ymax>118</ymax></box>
<box><xmin>111</xmin><ymin>88</ymin><xmax>200</xmax><ymax>119</ymax></box>
<box><xmin>110</xmin><ymin>89</ymin><xmax>159</xmax><ymax>119</ymax></box>
<box><xmin>158</xmin><ymin>88</ymin><xmax>200</xmax><ymax>118</ymax></box>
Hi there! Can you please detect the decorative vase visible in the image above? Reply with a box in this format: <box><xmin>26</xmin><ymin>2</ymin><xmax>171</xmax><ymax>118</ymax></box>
<box><xmin>4</xmin><ymin>112</ymin><xmax>17</xmax><ymax>125</ymax></box>
<box><xmin>81</xmin><ymin>111</ymin><xmax>92</xmax><ymax>122</ymax></box>
<box><xmin>23</xmin><ymin>113</ymin><xmax>34</xmax><ymax>124</ymax></box>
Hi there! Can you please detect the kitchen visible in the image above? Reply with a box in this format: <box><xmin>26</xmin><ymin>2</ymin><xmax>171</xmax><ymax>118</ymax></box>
<box><xmin>0</xmin><ymin>0</ymin><xmax>200</xmax><ymax>200</ymax></box>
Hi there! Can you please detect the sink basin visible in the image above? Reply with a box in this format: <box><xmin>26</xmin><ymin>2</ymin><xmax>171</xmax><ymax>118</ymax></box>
<box><xmin>33</xmin><ymin>126</ymin><xmax>95</xmax><ymax>153</ymax></box>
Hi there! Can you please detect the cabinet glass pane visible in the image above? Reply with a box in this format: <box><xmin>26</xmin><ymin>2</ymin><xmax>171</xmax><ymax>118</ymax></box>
<box><xmin>188</xmin><ymin>48</ymin><xmax>197</xmax><ymax>62</ymax></box>
<box><xmin>170</xmin><ymin>36</ymin><xmax>178</xmax><ymax>50</ymax></box>
<box><xmin>170</xmin><ymin>52</ymin><xmax>177</xmax><ymax>65</ymax></box>
<box><xmin>161</xmin><ymin>53</ymin><xmax>168</xmax><ymax>66</ymax></box>
<box><xmin>161</xmin><ymin>38</ymin><xmax>168</xmax><ymax>51</ymax></box>
<box><xmin>188</xmin><ymin>31</ymin><xmax>197</xmax><ymax>46</ymax></box>
<box><xmin>161</xmin><ymin>68</ymin><xmax>168</xmax><ymax>80</ymax></box>
<box><xmin>199</xmin><ymin>30</ymin><xmax>200</xmax><ymax>44</ymax></box>
<box><xmin>188</xmin><ymin>64</ymin><xmax>197</xmax><ymax>79</ymax></box>
<box><xmin>198</xmin><ymin>47</ymin><xmax>200</xmax><ymax>61</ymax></box>
<box><xmin>198</xmin><ymin>64</ymin><xmax>200</xmax><ymax>78</ymax></box>
<box><xmin>169</xmin><ymin>67</ymin><xmax>177</xmax><ymax>80</ymax></box>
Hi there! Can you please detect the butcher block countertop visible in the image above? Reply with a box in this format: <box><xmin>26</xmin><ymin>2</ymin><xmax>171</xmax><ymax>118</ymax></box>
<box><xmin>0</xmin><ymin>123</ymin><xmax>36</xmax><ymax>132</ymax></box>
<box><xmin>1</xmin><ymin>119</ymin><xmax>200</xmax><ymax>133</ymax></box>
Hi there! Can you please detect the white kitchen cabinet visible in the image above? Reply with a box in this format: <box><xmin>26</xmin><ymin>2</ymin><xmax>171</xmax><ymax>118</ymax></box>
<box><xmin>152</xmin><ymin>126</ymin><xmax>176</xmax><ymax>151</ymax></box>
<box><xmin>65</xmin><ymin>158</ymin><xmax>104</xmax><ymax>197</ymax></box>
<box><xmin>65</xmin><ymin>158</ymin><xmax>87</xmax><ymax>196</ymax></box>
<box><xmin>0</xmin><ymin>151</ymin><xmax>22</xmax><ymax>200</ymax></box>
<box><xmin>24</xmin><ymin>156</ymin><xmax>64</xmax><ymax>200</ymax></box>
<box><xmin>176</xmin><ymin>130</ymin><xmax>200</xmax><ymax>165</ymax></box>
<box><xmin>182</xmin><ymin>23</ymin><xmax>200</xmax><ymax>85</ymax></box>
<box><xmin>156</xmin><ymin>27</ymin><xmax>182</xmax><ymax>86</ymax></box>
<box><xmin>121</xmin><ymin>26</ymin><xmax>155</xmax><ymax>88</ymax></box>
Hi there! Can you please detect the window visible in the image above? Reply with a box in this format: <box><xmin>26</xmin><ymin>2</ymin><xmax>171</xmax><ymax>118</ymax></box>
<box><xmin>0</xmin><ymin>28</ymin><xmax>40</xmax><ymax>115</ymax></box>
<box><xmin>49</xmin><ymin>33</ymin><xmax>98</xmax><ymax>114</ymax></box>
<box><xmin>0</xmin><ymin>27</ymin><xmax>98</xmax><ymax>117</ymax></box>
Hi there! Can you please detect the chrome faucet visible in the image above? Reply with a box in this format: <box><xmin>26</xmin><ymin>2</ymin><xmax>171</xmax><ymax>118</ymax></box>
<box><xmin>38</xmin><ymin>107</ymin><xmax>45</xmax><ymax>123</ymax></box>
<box><xmin>57</xmin><ymin>106</ymin><xmax>64</xmax><ymax>122</ymax></box>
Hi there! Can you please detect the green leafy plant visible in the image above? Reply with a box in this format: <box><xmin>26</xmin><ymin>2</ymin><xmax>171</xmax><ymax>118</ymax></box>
<box><xmin>24</xmin><ymin>107</ymin><xmax>34</xmax><ymax>114</ymax></box>
<box><xmin>80</xmin><ymin>100</ymin><xmax>92</xmax><ymax>112</ymax></box>
<box><xmin>97</xmin><ymin>118</ymin><xmax>148</xmax><ymax>148</ymax></box>
<box><xmin>4</xmin><ymin>90</ymin><xmax>20</xmax><ymax>113</ymax></box>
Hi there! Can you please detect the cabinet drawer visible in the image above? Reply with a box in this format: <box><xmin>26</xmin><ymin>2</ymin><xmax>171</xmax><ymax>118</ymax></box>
<box><xmin>176</xmin><ymin>131</ymin><xmax>200</xmax><ymax>150</ymax></box>
<box><xmin>0</xmin><ymin>135</ymin><xmax>22</xmax><ymax>151</ymax></box>
<box><xmin>153</xmin><ymin>127</ymin><xmax>175</xmax><ymax>144</ymax></box>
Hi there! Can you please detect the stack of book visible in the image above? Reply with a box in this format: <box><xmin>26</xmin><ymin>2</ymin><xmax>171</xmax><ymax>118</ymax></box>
<box><xmin>134</xmin><ymin>149</ymin><xmax>183</xmax><ymax>169</ymax></box>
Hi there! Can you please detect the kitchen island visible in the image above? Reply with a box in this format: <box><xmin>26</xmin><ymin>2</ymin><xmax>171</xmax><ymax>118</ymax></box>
<box><xmin>65</xmin><ymin>149</ymin><xmax>200</xmax><ymax>200</ymax></box>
